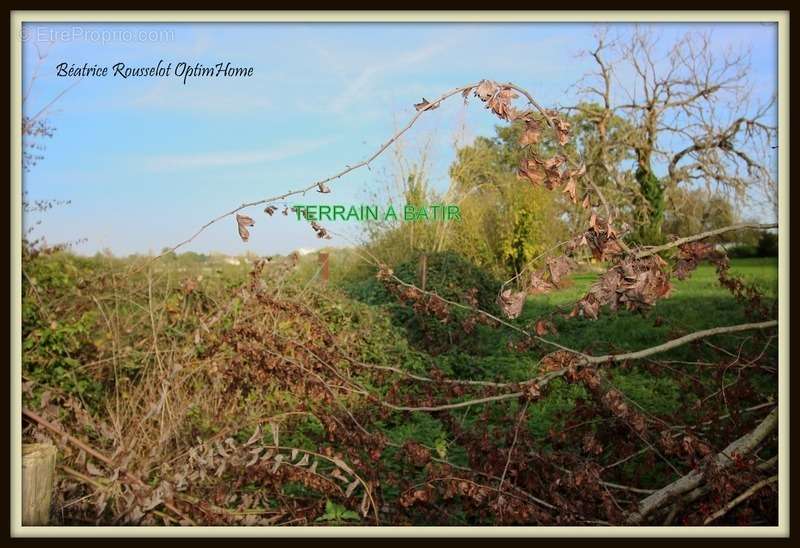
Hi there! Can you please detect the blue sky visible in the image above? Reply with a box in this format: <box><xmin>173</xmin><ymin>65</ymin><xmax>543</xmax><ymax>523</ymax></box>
<box><xmin>21</xmin><ymin>21</ymin><xmax>778</xmax><ymax>256</ymax></box>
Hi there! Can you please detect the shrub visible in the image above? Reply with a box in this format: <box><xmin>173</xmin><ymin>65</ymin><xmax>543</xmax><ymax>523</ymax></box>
<box><xmin>726</xmin><ymin>233</ymin><xmax>778</xmax><ymax>259</ymax></box>
<box><xmin>344</xmin><ymin>251</ymin><xmax>502</xmax><ymax>354</ymax></box>
<box><xmin>757</xmin><ymin>232</ymin><xmax>778</xmax><ymax>257</ymax></box>
<box><xmin>727</xmin><ymin>244</ymin><xmax>759</xmax><ymax>259</ymax></box>
<box><xmin>345</xmin><ymin>250</ymin><xmax>501</xmax><ymax>310</ymax></box>
<box><xmin>394</xmin><ymin>251</ymin><xmax>501</xmax><ymax>310</ymax></box>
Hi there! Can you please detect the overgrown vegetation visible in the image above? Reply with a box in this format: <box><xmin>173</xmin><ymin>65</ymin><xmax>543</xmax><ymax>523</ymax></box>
<box><xmin>22</xmin><ymin>242</ymin><xmax>778</xmax><ymax>526</ymax></box>
<box><xmin>21</xmin><ymin>38</ymin><xmax>779</xmax><ymax>527</ymax></box>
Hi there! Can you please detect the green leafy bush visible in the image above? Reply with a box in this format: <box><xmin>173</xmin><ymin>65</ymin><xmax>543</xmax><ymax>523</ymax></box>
<box><xmin>728</xmin><ymin>233</ymin><xmax>778</xmax><ymax>258</ymax></box>
<box><xmin>393</xmin><ymin>251</ymin><xmax>501</xmax><ymax>312</ymax></box>
<box><xmin>343</xmin><ymin>251</ymin><xmax>502</xmax><ymax>353</ymax></box>
<box><xmin>346</xmin><ymin>251</ymin><xmax>500</xmax><ymax>310</ymax></box>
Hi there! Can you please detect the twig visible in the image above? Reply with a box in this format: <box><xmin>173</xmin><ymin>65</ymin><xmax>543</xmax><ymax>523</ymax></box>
<box><xmin>23</xmin><ymin>78</ymin><xmax>82</xmax><ymax>134</ymax></box>
<box><xmin>402</xmin><ymin>475</ymin><xmax>555</xmax><ymax>513</ymax></box>
<box><xmin>497</xmin><ymin>400</ymin><xmax>530</xmax><ymax>493</ymax></box>
<box><xmin>703</xmin><ymin>475</ymin><xmax>777</xmax><ymax>525</ymax></box>
<box><xmin>150</xmin><ymin>82</ymin><xmax>480</xmax><ymax>263</ymax></box>
<box><xmin>585</xmin><ymin>320</ymin><xmax>777</xmax><ymax>365</ymax></box>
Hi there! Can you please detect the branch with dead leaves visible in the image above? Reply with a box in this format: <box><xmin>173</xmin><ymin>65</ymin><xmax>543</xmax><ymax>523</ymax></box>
<box><xmin>152</xmin><ymin>79</ymin><xmax>601</xmax><ymax>266</ymax></box>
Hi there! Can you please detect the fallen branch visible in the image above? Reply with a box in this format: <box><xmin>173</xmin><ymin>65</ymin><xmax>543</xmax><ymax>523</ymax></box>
<box><xmin>660</xmin><ymin>454</ymin><xmax>778</xmax><ymax>525</ymax></box>
<box><xmin>378</xmin><ymin>321</ymin><xmax>777</xmax><ymax>412</ymax></box>
<box><xmin>625</xmin><ymin>407</ymin><xmax>778</xmax><ymax>525</ymax></box>
<box><xmin>586</xmin><ymin>320</ymin><xmax>777</xmax><ymax>365</ymax></box>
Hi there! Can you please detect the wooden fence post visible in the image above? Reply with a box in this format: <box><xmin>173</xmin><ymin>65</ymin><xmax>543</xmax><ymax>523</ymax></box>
<box><xmin>318</xmin><ymin>252</ymin><xmax>329</xmax><ymax>285</ymax></box>
<box><xmin>22</xmin><ymin>443</ymin><xmax>57</xmax><ymax>526</ymax></box>
<box><xmin>419</xmin><ymin>254</ymin><xmax>428</xmax><ymax>292</ymax></box>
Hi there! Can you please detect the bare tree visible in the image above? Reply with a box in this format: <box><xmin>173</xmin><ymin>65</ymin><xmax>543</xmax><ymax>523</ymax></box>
<box><xmin>572</xmin><ymin>26</ymin><xmax>777</xmax><ymax>242</ymax></box>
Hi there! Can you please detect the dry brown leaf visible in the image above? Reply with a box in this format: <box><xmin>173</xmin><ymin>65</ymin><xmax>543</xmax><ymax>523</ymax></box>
<box><xmin>528</xmin><ymin>271</ymin><xmax>554</xmax><ymax>295</ymax></box>
<box><xmin>332</xmin><ymin>456</ymin><xmax>354</xmax><ymax>475</ymax></box>
<box><xmin>562</xmin><ymin>177</ymin><xmax>577</xmax><ymax>203</ymax></box>
<box><xmin>345</xmin><ymin>478</ymin><xmax>360</xmax><ymax>498</ymax></box>
<box><xmin>246</xmin><ymin>449</ymin><xmax>262</xmax><ymax>467</ymax></box>
<box><xmin>498</xmin><ymin>289</ymin><xmax>526</xmax><ymax>319</ymax></box>
<box><xmin>310</xmin><ymin>220</ymin><xmax>333</xmax><ymax>240</ymax></box>
<box><xmin>486</xmin><ymin>88</ymin><xmax>519</xmax><ymax>120</ymax></box>
<box><xmin>474</xmin><ymin>79</ymin><xmax>498</xmax><ymax>101</ymax></box>
<box><xmin>215</xmin><ymin>460</ymin><xmax>226</xmax><ymax>478</ymax></box>
<box><xmin>330</xmin><ymin>468</ymin><xmax>349</xmax><ymax>483</ymax></box>
<box><xmin>360</xmin><ymin>491</ymin><xmax>371</xmax><ymax>517</ymax></box>
<box><xmin>414</xmin><ymin>98</ymin><xmax>439</xmax><ymax>111</ymax></box>
<box><xmin>86</xmin><ymin>461</ymin><xmax>104</xmax><ymax>476</ymax></box>
<box><xmin>575</xmin><ymin>256</ymin><xmax>672</xmax><ymax>320</ymax></box>
<box><xmin>235</xmin><ymin>214</ymin><xmax>254</xmax><ymax>242</ymax></box>
<box><xmin>518</xmin><ymin>157</ymin><xmax>546</xmax><ymax>186</ymax></box>
<box><xmin>519</xmin><ymin>119</ymin><xmax>542</xmax><ymax>146</ymax></box>
<box><xmin>553</xmin><ymin>116</ymin><xmax>571</xmax><ymax>145</ymax></box>
<box><xmin>245</xmin><ymin>425</ymin><xmax>261</xmax><ymax>446</ymax></box>
<box><xmin>589</xmin><ymin>212</ymin><xmax>598</xmax><ymax>230</ymax></box>
<box><xmin>270</xmin><ymin>422</ymin><xmax>279</xmax><ymax>446</ymax></box>
<box><xmin>546</xmin><ymin>256</ymin><xmax>574</xmax><ymax>286</ymax></box>
<box><xmin>215</xmin><ymin>441</ymin><xmax>229</xmax><ymax>459</ymax></box>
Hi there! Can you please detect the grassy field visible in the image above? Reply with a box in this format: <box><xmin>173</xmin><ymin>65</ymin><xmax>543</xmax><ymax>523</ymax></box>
<box><xmin>481</xmin><ymin>257</ymin><xmax>777</xmax><ymax>360</ymax></box>
<box><xmin>367</xmin><ymin>256</ymin><xmax>778</xmax><ymax>381</ymax></box>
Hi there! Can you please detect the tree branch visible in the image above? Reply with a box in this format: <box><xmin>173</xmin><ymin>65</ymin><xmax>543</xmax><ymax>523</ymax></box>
<box><xmin>152</xmin><ymin>82</ymin><xmax>484</xmax><ymax>262</ymax></box>
<box><xmin>634</xmin><ymin>223</ymin><xmax>777</xmax><ymax>259</ymax></box>
<box><xmin>586</xmin><ymin>320</ymin><xmax>777</xmax><ymax>365</ymax></box>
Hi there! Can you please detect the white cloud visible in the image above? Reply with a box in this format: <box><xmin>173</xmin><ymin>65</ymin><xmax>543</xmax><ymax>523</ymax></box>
<box><xmin>327</xmin><ymin>40</ymin><xmax>457</xmax><ymax>114</ymax></box>
<box><xmin>143</xmin><ymin>137</ymin><xmax>334</xmax><ymax>171</ymax></box>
